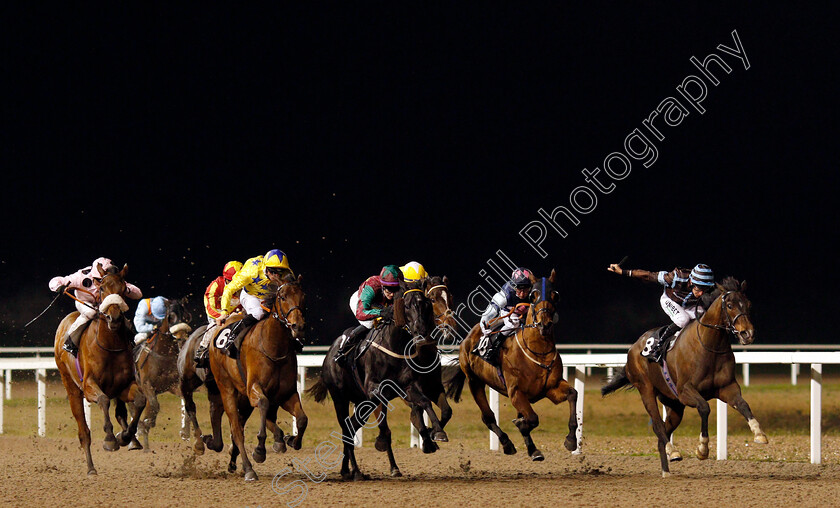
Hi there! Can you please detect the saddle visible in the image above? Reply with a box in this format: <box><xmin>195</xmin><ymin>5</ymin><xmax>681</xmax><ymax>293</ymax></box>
<box><xmin>652</xmin><ymin>325</ymin><xmax>684</xmax><ymax>356</ymax></box>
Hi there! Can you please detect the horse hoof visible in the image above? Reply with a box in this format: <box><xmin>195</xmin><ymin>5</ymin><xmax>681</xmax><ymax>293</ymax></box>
<box><xmin>244</xmin><ymin>471</ymin><xmax>258</xmax><ymax>482</ymax></box>
<box><xmin>662</xmin><ymin>471</ymin><xmax>671</xmax><ymax>478</ymax></box>
<box><xmin>228</xmin><ymin>463</ymin><xmax>237</xmax><ymax>474</ymax></box>
<box><xmin>668</xmin><ymin>451</ymin><xmax>683</xmax><ymax>462</ymax></box>
<box><xmin>194</xmin><ymin>444</ymin><xmax>205</xmax><ymax>456</ymax></box>
<box><xmin>421</xmin><ymin>440</ymin><xmax>438</xmax><ymax>454</ymax></box>
<box><xmin>253</xmin><ymin>448</ymin><xmax>266</xmax><ymax>464</ymax></box>
<box><xmin>390</xmin><ymin>468</ymin><xmax>402</xmax><ymax>478</ymax></box>
<box><xmin>502</xmin><ymin>442</ymin><xmax>517</xmax><ymax>455</ymax></box>
<box><xmin>432</xmin><ymin>431</ymin><xmax>448</xmax><ymax>442</ymax></box>
<box><xmin>353</xmin><ymin>471</ymin><xmax>369</xmax><ymax>481</ymax></box>
<box><xmin>129</xmin><ymin>442</ymin><xmax>144</xmax><ymax>452</ymax></box>
<box><xmin>88</xmin><ymin>469</ymin><xmax>98</xmax><ymax>476</ymax></box>
<box><xmin>696</xmin><ymin>446</ymin><xmax>709</xmax><ymax>461</ymax></box>
<box><xmin>283</xmin><ymin>434</ymin><xmax>300</xmax><ymax>450</ymax></box>
<box><xmin>564</xmin><ymin>436</ymin><xmax>577</xmax><ymax>452</ymax></box>
<box><xmin>273</xmin><ymin>441</ymin><xmax>287</xmax><ymax>454</ymax></box>
<box><xmin>340</xmin><ymin>471</ymin><xmax>353</xmax><ymax>481</ymax></box>
<box><xmin>103</xmin><ymin>440</ymin><xmax>119</xmax><ymax>452</ymax></box>
<box><xmin>755</xmin><ymin>434</ymin><xmax>769</xmax><ymax>444</ymax></box>
<box><xmin>374</xmin><ymin>439</ymin><xmax>388</xmax><ymax>453</ymax></box>
<box><xmin>530</xmin><ymin>450</ymin><xmax>545</xmax><ymax>462</ymax></box>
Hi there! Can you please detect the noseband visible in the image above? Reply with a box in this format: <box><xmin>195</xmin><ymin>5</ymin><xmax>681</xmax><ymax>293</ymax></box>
<box><xmin>698</xmin><ymin>291</ymin><xmax>748</xmax><ymax>336</ymax></box>
<box><xmin>271</xmin><ymin>281</ymin><xmax>304</xmax><ymax>329</ymax></box>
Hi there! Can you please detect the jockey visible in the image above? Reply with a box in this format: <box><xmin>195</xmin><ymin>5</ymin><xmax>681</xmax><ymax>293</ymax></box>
<box><xmin>333</xmin><ymin>265</ymin><xmax>402</xmax><ymax>365</ymax></box>
<box><xmin>471</xmin><ymin>267</ymin><xmax>534</xmax><ymax>363</ymax></box>
<box><xmin>133</xmin><ymin>296</ymin><xmax>168</xmax><ymax>345</ymax></box>
<box><xmin>194</xmin><ymin>261</ymin><xmax>243</xmax><ymax>367</ymax></box>
<box><xmin>49</xmin><ymin>257</ymin><xmax>143</xmax><ymax>356</ymax></box>
<box><xmin>608</xmin><ymin>262</ymin><xmax>715</xmax><ymax>362</ymax></box>
<box><xmin>215</xmin><ymin>249</ymin><xmax>298</xmax><ymax>358</ymax></box>
<box><xmin>400</xmin><ymin>261</ymin><xmax>427</xmax><ymax>284</ymax></box>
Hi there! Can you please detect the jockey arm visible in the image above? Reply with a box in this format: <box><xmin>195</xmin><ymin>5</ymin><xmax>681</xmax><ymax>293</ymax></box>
<box><xmin>479</xmin><ymin>290</ymin><xmax>509</xmax><ymax>334</ymax></box>
<box><xmin>355</xmin><ymin>284</ymin><xmax>384</xmax><ymax>321</ymax></box>
<box><xmin>608</xmin><ymin>264</ymin><xmax>668</xmax><ymax>285</ymax></box>
<box><xmin>132</xmin><ymin>299</ymin><xmax>159</xmax><ymax>333</ymax></box>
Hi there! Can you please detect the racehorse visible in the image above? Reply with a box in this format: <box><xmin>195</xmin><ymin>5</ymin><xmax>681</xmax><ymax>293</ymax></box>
<box><xmin>384</xmin><ymin>275</ymin><xmax>456</xmax><ymax>453</ymax></box>
<box><xmin>134</xmin><ymin>296</ymin><xmax>192</xmax><ymax>449</ymax></box>
<box><xmin>178</xmin><ymin>322</ymin><xmax>296</xmax><ymax>456</ymax></box>
<box><xmin>307</xmin><ymin>282</ymin><xmax>448</xmax><ymax>479</ymax></box>
<box><xmin>601</xmin><ymin>277</ymin><xmax>765</xmax><ymax>477</ymax></box>
<box><xmin>208</xmin><ymin>274</ymin><xmax>308</xmax><ymax>481</ymax></box>
<box><xmin>53</xmin><ymin>263</ymin><xmax>146</xmax><ymax>475</ymax></box>
<box><xmin>445</xmin><ymin>270</ymin><xmax>578</xmax><ymax>461</ymax></box>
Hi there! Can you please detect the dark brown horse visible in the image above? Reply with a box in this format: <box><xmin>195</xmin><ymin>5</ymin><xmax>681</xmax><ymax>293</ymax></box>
<box><xmin>308</xmin><ymin>282</ymin><xmax>448</xmax><ymax>479</ymax></box>
<box><xmin>134</xmin><ymin>297</ymin><xmax>192</xmax><ymax>449</ymax></box>
<box><xmin>178</xmin><ymin>322</ymin><xmax>295</xmax><ymax>456</ymax></box>
<box><xmin>208</xmin><ymin>275</ymin><xmax>308</xmax><ymax>481</ymax></box>
<box><xmin>601</xmin><ymin>277</ymin><xmax>766</xmax><ymax>477</ymax></box>
<box><xmin>53</xmin><ymin>263</ymin><xmax>146</xmax><ymax>475</ymax></box>
<box><xmin>393</xmin><ymin>275</ymin><xmax>457</xmax><ymax>453</ymax></box>
<box><xmin>445</xmin><ymin>270</ymin><xmax>578</xmax><ymax>460</ymax></box>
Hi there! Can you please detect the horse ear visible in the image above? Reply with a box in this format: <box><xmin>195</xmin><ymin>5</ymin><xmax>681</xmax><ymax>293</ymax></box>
<box><xmin>740</xmin><ymin>280</ymin><xmax>747</xmax><ymax>292</ymax></box>
<box><xmin>393</xmin><ymin>298</ymin><xmax>406</xmax><ymax>328</ymax></box>
<box><xmin>715</xmin><ymin>282</ymin><xmax>725</xmax><ymax>294</ymax></box>
<box><xmin>442</xmin><ymin>275</ymin><xmax>449</xmax><ymax>286</ymax></box>
<box><xmin>549</xmin><ymin>268</ymin><xmax>557</xmax><ymax>284</ymax></box>
<box><xmin>528</xmin><ymin>272</ymin><xmax>537</xmax><ymax>284</ymax></box>
<box><xmin>121</xmin><ymin>263</ymin><xmax>129</xmax><ymax>277</ymax></box>
<box><xmin>297</xmin><ymin>274</ymin><xmax>303</xmax><ymax>284</ymax></box>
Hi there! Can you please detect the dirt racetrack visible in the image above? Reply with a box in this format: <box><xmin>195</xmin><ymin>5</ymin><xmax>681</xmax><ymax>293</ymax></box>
<box><xmin>2</xmin><ymin>372</ymin><xmax>840</xmax><ymax>507</ymax></box>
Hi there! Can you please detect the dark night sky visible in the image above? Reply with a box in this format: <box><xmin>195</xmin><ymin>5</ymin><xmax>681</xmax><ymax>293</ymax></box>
<box><xmin>1</xmin><ymin>3</ymin><xmax>837</xmax><ymax>347</ymax></box>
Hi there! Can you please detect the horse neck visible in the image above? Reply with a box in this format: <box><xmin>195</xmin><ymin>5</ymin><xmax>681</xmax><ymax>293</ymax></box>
<box><xmin>695</xmin><ymin>296</ymin><xmax>729</xmax><ymax>351</ymax></box>
<box><xmin>84</xmin><ymin>315</ymin><xmax>128</xmax><ymax>352</ymax></box>
<box><xmin>253</xmin><ymin>315</ymin><xmax>291</xmax><ymax>357</ymax></box>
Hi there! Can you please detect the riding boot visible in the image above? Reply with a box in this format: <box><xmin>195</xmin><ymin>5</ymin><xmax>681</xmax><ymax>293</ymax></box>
<box><xmin>224</xmin><ymin>315</ymin><xmax>259</xmax><ymax>359</ymax></box>
<box><xmin>334</xmin><ymin>325</ymin><xmax>368</xmax><ymax>365</ymax></box>
<box><xmin>62</xmin><ymin>325</ymin><xmax>84</xmax><ymax>357</ymax></box>
<box><xmin>482</xmin><ymin>333</ymin><xmax>505</xmax><ymax>364</ymax></box>
<box><xmin>642</xmin><ymin>322</ymin><xmax>680</xmax><ymax>363</ymax></box>
<box><xmin>194</xmin><ymin>344</ymin><xmax>209</xmax><ymax>368</ymax></box>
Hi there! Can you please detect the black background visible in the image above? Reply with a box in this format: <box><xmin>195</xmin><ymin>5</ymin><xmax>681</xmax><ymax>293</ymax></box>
<box><xmin>2</xmin><ymin>3</ymin><xmax>836</xmax><ymax>346</ymax></box>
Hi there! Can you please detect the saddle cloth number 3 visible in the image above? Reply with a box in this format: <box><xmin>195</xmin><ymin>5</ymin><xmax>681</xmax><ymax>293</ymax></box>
<box><xmin>215</xmin><ymin>329</ymin><xmax>232</xmax><ymax>349</ymax></box>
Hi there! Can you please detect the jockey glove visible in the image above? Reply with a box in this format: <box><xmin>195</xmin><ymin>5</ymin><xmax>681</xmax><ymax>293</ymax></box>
<box><xmin>379</xmin><ymin>306</ymin><xmax>394</xmax><ymax>320</ymax></box>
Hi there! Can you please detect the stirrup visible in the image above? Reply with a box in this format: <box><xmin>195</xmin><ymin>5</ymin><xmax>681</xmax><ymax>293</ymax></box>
<box><xmin>223</xmin><ymin>342</ymin><xmax>238</xmax><ymax>359</ymax></box>
<box><xmin>63</xmin><ymin>340</ymin><xmax>78</xmax><ymax>357</ymax></box>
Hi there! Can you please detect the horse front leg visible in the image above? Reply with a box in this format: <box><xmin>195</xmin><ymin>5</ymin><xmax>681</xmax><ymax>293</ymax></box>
<box><xmin>404</xmin><ymin>384</ymin><xmax>447</xmax><ymax>442</ymax></box>
<box><xmin>638</xmin><ymin>385</ymin><xmax>672</xmax><ymax>477</ymax></box>
<box><xmin>718</xmin><ymin>383</ymin><xmax>768</xmax><ymax>444</ymax></box>
<box><xmin>138</xmin><ymin>385</ymin><xmax>160</xmax><ymax>450</ymax></box>
<box><xmin>221</xmin><ymin>391</ymin><xmax>257</xmax><ymax>481</ymax></box>
<box><xmin>468</xmin><ymin>377</ymin><xmax>516</xmax><ymax>455</ymax></box>
<box><xmin>546</xmin><ymin>379</ymin><xmax>579</xmax><ymax>452</ymax></box>
<box><xmin>280</xmin><ymin>392</ymin><xmax>308</xmax><ymax>450</ymax></box>
<box><xmin>249</xmin><ymin>384</ymin><xmax>270</xmax><ymax>463</ymax></box>
<box><xmin>509</xmin><ymin>389</ymin><xmax>543</xmax><ymax>461</ymax></box>
<box><xmin>83</xmin><ymin>379</ymin><xmax>119</xmax><ymax>451</ymax></box>
<box><xmin>677</xmin><ymin>383</ymin><xmax>711</xmax><ymax>460</ymax></box>
<box><xmin>181</xmin><ymin>383</ymin><xmax>205</xmax><ymax>454</ymax></box>
<box><xmin>661</xmin><ymin>401</ymin><xmax>685</xmax><ymax>462</ymax></box>
<box><xmin>406</xmin><ymin>402</ymin><xmax>438</xmax><ymax>453</ymax></box>
<box><xmin>202</xmin><ymin>384</ymin><xmax>225</xmax><ymax>453</ymax></box>
<box><xmin>265</xmin><ymin>406</ymin><xmax>287</xmax><ymax>453</ymax></box>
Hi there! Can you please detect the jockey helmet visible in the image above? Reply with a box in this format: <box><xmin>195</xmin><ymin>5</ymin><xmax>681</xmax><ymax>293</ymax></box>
<box><xmin>379</xmin><ymin>265</ymin><xmax>402</xmax><ymax>287</ymax></box>
<box><xmin>400</xmin><ymin>261</ymin><xmax>427</xmax><ymax>283</ymax></box>
<box><xmin>223</xmin><ymin>260</ymin><xmax>243</xmax><ymax>282</ymax></box>
<box><xmin>150</xmin><ymin>296</ymin><xmax>168</xmax><ymax>320</ymax></box>
<box><xmin>263</xmin><ymin>249</ymin><xmax>291</xmax><ymax>271</ymax></box>
<box><xmin>510</xmin><ymin>267</ymin><xmax>533</xmax><ymax>290</ymax></box>
<box><xmin>90</xmin><ymin>257</ymin><xmax>114</xmax><ymax>279</ymax></box>
<box><xmin>690</xmin><ymin>264</ymin><xmax>715</xmax><ymax>287</ymax></box>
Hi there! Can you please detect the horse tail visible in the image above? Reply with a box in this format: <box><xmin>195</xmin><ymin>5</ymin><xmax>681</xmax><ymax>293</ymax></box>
<box><xmin>305</xmin><ymin>376</ymin><xmax>329</xmax><ymax>403</ymax></box>
<box><xmin>601</xmin><ymin>365</ymin><xmax>633</xmax><ymax>397</ymax></box>
<box><xmin>443</xmin><ymin>365</ymin><xmax>466</xmax><ymax>402</ymax></box>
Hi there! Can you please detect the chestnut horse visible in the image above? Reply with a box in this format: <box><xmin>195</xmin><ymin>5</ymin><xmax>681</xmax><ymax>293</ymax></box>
<box><xmin>134</xmin><ymin>297</ymin><xmax>192</xmax><ymax>449</ymax></box>
<box><xmin>208</xmin><ymin>275</ymin><xmax>308</xmax><ymax>481</ymax></box>
<box><xmin>445</xmin><ymin>270</ymin><xmax>578</xmax><ymax>461</ymax></box>
<box><xmin>308</xmin><ymin>282</ymin><xmax>448</xmax><ymax>479</ymax></box>
<box><xmin>178</xmin><ymin>322</ymin><xmax>296</xmax><ymax>456</ymax></box>
<box><xmin>601</xmin><ymin>277</ymin><xmax>766</xmax><ymax>477</ymax></box>
<box><xmin>53</xmin><ymin>264</ymin><xmax>146</xmax><ymax>475</ymax></box>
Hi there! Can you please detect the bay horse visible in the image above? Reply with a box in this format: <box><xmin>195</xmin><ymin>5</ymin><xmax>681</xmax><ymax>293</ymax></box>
<box><xmin>134</xmin><ymin>296</ymin><xmax>192</xmax><ymax>449</ymax></box>
<box><xmin>208</xmin><ymin>274</ymin><xmax>308</xmax><ymax>481</ymax></box>
<box><xmin>53</xmin><ymin>263</ymin><xmax>146</xmax><ymax>475</ymax></box>
<box><xmin>307</xmin><ymin>282</ymin><xmax>448</xmax><ymax>479</ymax></box>
<box><xmin>445</xmin><ymin>270</ymin><xmax>578</xmax><ymax>461</ymax></box>
<box><xmin>602</xmin><ymin>277</ymin><xmax>765</xmax><ymax>477</ymax></box>
<box><xmin>178</xmin><ymin>322</ymin><xmax>296</xmax><ymax>456</ymax></box>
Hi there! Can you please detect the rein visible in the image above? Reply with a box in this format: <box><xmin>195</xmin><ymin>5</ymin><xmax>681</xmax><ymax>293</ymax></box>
<box><xmin>696</xmin><ymin>291</ymin><xmax>745</xmax><ymax>354</ymax></box>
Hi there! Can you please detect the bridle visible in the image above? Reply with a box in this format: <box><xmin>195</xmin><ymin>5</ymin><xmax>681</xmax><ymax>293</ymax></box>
<box><xmin>271</xmin><ymin>281</ymin><xmax>304</xmax><ymax>329</ymax></box>
<box><xmin>698</xmin><ymin>291</ymin><xmax>748</xmax><ymax>336</ymax></box>
<box><xmin>425</xmin><ymin>284</ymin><xmax>454</xmax><ymax>322</ymax></box>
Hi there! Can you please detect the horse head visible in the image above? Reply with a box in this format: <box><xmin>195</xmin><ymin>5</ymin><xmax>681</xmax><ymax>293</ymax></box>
<box><xmin>711</xmin><ymin>277</ymin><xmax>754</xmax><ymax>345</ymax></box>
<box><xmin>425</xmin><ymin>275</ymin><xmax>456</xmax><ymax>342</ymax></box>
<box><xmin>274</xmin><ymin>274</ymin><xmax>306</xmax><ymax>339</ymax></box>
<box><xmin>399</xmin><ymin>280</ymin><xmax>435</xmax><ymax>341</ymax></box>
<box><xmin>97</xmin><ymin>263</ymin><xmax>129</xmax><ymax>331</ymax></box>
<box><xmin>526</xmin><ymin>269</ymin><xmax>560</xmax><ymax>338</ymax></box>
<box><xmin>162</xmin><ymin>296</ymin><xmax>193</xmax><ymax>347</ymax></box>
